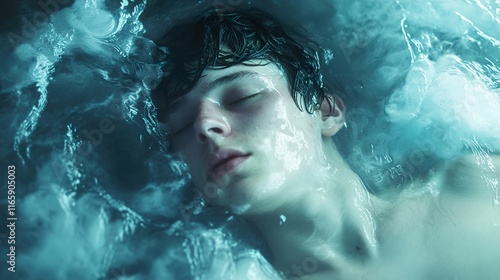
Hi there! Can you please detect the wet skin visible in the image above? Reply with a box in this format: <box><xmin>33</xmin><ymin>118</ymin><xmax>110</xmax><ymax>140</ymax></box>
<box><xmin>165</xmin><ymin>62</ymin><xmax>500</xmax><ymax>279</ymax></box>
<box><xmin>167</xmin><ymin>61</ymin><xmax>343</xmax><ymax>214</ymax></box>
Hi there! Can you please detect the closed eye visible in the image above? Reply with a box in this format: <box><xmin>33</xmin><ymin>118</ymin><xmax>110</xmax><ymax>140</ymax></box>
<box><xmin>226</xmin><ymin>92</ymin><xmax>262</xmax><ymax>107</ymax></box>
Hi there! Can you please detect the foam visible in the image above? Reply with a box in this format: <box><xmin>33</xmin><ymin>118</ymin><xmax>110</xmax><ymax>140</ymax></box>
<box><xmin>3</xmin><ymin>0</ymin><xmax>500</xmax><ymax>278</ymax></box>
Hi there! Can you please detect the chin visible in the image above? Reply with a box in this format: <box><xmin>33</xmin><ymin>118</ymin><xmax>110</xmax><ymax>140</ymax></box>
<box><xmin>207</xmin><ymin>175</ymin><xmax>288</xmax><ymax>214</ymax></box>
<box><xmin>228</xmin><ymin>188</ymin><xmax>286</xmax><ymax>216</ymax></box>
<box><xmin>210</xmin><ymin>184</ymin><xmax>262</xmax><ymax>214</ymax></box>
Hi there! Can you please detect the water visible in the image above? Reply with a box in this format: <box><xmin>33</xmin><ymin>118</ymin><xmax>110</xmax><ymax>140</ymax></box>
<box><xmin>1</xmin><ymin>0</ymin><xmax>499</xmax><ymax>279</ymax></box>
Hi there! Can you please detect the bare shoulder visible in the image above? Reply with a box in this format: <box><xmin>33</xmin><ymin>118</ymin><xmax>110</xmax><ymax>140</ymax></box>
<box><xmin>437</xmin><ymin>153</ymin><xmax>500</xmax><ymax>199</ymax></box>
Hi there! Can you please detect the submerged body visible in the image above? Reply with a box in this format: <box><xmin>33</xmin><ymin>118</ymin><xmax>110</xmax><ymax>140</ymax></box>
<box><xmin>268</xmin><ymin>155</ymin><xmax>500</xmax><ymax>280</ymax></box>
<box><xmin>153</xmin><ymin>8</ymin><xmax>500</xmax><ymax>279</ymax></box>
<box><xmin>166</xmin><ymin>62</ymin><xmax>500</xmax><ymax>279</ymax></box>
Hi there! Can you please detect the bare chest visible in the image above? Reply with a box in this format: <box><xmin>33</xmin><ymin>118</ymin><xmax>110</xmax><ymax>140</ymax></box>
<box><xmin>304</xmin><ymin>194</ymin><xmax>500</xmax><ymax>280</ymax></box>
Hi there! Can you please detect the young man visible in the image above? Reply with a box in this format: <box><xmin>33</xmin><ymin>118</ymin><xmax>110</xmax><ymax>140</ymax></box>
<box><xmin>153</xmin><ymin>8</ymin><xmax>500</xmax><ymax>279</ymax></box>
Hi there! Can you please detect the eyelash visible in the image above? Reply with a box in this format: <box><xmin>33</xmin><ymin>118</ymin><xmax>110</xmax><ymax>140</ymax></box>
<box><xmin>226</xmin><ymin>92</ymin><xmax>262</xmax><ymax>107</ymax></box>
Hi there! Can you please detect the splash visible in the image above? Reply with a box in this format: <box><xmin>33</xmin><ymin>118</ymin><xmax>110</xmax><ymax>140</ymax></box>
<box><xmin>330</xmin><ymin>0</ymin><xmax>500</xmax><ymax>191</ymax></box>
<box><xmin>13</xmin><ymin>54</ymin><xmax>52</xmax><ymax>162</ymax></box>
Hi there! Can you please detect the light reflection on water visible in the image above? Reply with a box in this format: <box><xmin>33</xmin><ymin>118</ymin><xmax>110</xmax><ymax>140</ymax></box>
<box><xmin>1</xmin><ymin>0</ymin><xmax>499</xmax><ymax>279</ymax></box>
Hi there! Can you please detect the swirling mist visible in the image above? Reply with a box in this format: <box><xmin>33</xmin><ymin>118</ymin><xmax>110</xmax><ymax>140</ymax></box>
<box><xmin>1</xmin><ymin>0</ymin><xmax>499</xmax><ymax>279</ymax></box>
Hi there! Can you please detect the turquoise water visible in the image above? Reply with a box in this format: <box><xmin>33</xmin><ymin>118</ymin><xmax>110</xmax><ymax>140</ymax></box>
<box><xmin>1</xmin><ymin>0</ymin><xmax>499</xmax><ymax>278</ymax></box>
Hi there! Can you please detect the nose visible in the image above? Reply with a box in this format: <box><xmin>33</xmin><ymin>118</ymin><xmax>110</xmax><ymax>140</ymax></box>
<box><xmin>193</xmin><ymin>101</ymin><xmax>231</xmax><ymax>144</ymax></box>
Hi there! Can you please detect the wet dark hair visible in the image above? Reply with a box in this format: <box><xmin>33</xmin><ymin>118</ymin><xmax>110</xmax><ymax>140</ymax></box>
<box><xmin>152</xmin><ymin>8</ymin><xmax>333</xmax><ymax>121</ymax></box>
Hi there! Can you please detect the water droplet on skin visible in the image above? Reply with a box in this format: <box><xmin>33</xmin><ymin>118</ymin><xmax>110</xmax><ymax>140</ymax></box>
<box><xmin>279</xmin><ymin>214</ymin><xmax>287</xmax><ymax>225</ymax></box>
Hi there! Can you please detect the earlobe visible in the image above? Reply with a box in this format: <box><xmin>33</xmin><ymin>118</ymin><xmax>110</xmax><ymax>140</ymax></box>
<box><xmin>320</xmin><ymin>95</ymin><xmax>346</xmax><ymax>137</ymax></box>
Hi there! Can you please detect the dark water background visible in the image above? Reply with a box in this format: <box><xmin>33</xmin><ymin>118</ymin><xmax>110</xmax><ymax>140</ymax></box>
<box><xmin>1</xmin><ymin>0</ymin><xmax>500</xmax><ymax>279</ymax></box>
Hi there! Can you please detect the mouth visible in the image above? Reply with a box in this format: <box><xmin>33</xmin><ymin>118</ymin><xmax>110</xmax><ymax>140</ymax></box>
<box><xmin>207</xmin><ymin>149</ymin><xmax>250</xmax><ymax>180</ymax></box>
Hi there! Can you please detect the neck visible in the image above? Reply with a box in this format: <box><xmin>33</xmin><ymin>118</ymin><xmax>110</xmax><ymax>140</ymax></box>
<box><xmin>245</xmin><ymin>157</ymin><xmax>382</xmax><ymax>277</ymax></box>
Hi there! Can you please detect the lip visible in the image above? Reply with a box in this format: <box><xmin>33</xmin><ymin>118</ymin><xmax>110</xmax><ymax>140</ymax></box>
<box><xmin>207</xmin><ymin>148</ymin><xmax>250</xmax><ymax>180</ymax></box>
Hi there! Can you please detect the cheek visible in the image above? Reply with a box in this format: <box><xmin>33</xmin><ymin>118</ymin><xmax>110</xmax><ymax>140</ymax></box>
<box><xmin>169</xmin><ymin>129</ymin><xmax>195</xmax><ymax>151</ymax></box>
<box><xmin>272</xmin><ymin>131</ymin><xmax>308</xmax><ymax>167</ymax></box>
<box><xmin>263</xmin><ymin>102</ymin><xmax>319</xmax><ymax>171</ymax></box>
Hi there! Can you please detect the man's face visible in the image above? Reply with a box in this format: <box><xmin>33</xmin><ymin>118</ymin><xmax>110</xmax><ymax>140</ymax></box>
<box><xmin>166</xmin><ymin>62</ymin><xmax>331</xmax><ymax>214</ymax></box>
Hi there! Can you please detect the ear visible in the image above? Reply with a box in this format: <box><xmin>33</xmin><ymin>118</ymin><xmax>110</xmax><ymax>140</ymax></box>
<box><xmin>319</xmin><ymin>95</ymin><xmax>345</xmax><ymax>137</ymax></box>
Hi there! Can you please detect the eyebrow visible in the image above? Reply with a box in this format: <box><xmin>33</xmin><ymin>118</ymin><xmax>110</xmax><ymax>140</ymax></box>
<box><xmin>167</xmin><ymin>70</ymin><xmax>260</xmax><ymax>114</ymax></box>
